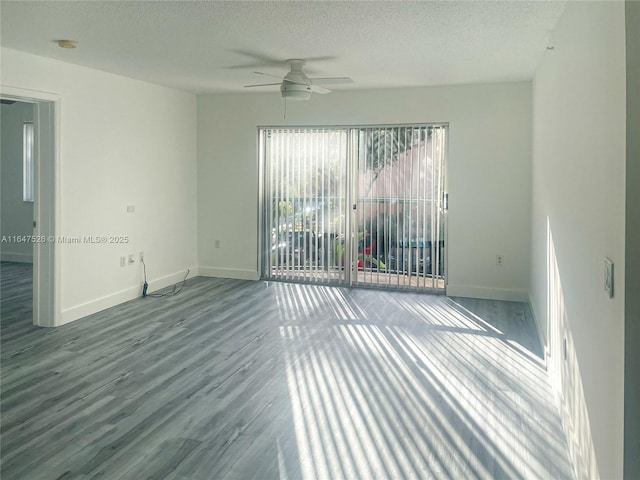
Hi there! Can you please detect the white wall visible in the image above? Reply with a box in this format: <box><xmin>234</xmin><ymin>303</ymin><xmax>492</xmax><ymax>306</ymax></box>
<box><xmin>530</xmin><ymin>2</ymin><xmax>626</xmax><ymax>479</ymax></box>
<box><xmin>625</xmin><ymin>1</ymin><xmax>640</xmax><ymax>477</ymax></box>
<box><xmin>1</xmin><ymin>48</ymin><xmax>197</xmax><ymax>325</ymax></box>
<box><xmin>197</xmin><ymin>83</ymin><xmax>532</xmax><ymax>300</ymax></box>
<box><xmin>1</xmin><ymin>101</ymin><xmax>34</xmax><ymax>262</ymax></box>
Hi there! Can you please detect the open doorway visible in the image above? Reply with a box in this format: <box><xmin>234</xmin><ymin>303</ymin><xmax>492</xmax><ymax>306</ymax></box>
<box><xmin>1</xmin><ymin>100</ymin><xmax>35</xmax><ymax>334</ymax></box>
<box><xmin>259</xmin><ymin>124</ymin><xmax>448</xmax><ymax>293</ymax></box>
<box><xmin>0</xmin><ymin>89</ymin><xmax>57</xmax><ymax>327</ymax></box>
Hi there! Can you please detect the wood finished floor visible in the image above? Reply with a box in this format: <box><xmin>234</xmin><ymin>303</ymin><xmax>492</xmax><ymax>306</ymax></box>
<box><xmin>0</xmin><ymin>261</ymin><xmax>575</xmax><ymax>480</ymax></box>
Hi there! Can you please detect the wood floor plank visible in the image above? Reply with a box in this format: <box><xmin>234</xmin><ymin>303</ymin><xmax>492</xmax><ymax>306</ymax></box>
<box><xmin>1</xmin><ymin>261</ymin><xmax>576</xmax><ymax>479</ymax></box>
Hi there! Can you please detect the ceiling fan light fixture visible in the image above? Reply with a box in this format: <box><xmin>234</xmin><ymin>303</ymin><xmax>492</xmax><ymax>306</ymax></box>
<box><xmin>281</xmin><ymin>83</ymin><xmax>311</xmax><ymax>101</ymax></box>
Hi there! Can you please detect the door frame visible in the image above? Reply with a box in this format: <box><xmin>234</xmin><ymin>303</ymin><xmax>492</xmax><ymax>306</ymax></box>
<box><xmin>1</xmin><ymin>85</ymin><xmax>60</xmax><ymax>327</ymax></box>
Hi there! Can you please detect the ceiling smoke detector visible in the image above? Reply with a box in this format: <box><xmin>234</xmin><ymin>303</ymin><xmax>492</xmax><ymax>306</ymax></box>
<box><xmin>57</xmin><ymin>40</ymin><xmax>77</xmax><ymax>49</ymax></box>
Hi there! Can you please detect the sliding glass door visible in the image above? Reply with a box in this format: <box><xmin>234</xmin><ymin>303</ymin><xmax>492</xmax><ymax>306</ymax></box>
<box><xmin>261</xmin><ymin>128</ymin><xmax>349</xmax><ymax>284</ymax></box>
<box><xmin>260</xmin><ymin>124</ymin><xmax>447</xmax><ymax>292</ymax></box>
<box><xmin>352</xmin><ymin>126</ymin><xmax>447</xmax><ymax>290</ymax></box>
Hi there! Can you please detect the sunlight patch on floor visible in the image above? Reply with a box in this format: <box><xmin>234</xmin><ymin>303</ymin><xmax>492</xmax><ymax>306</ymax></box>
<box><xmin>277</xmin><ymin>287</ymin><xmax>573</xmax><ymax>479</ymax></box>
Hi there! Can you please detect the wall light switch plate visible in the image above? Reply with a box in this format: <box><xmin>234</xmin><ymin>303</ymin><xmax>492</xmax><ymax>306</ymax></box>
<box><xmin>604</xmin><ymin>257</ymin><xmax>614</xmax><ymax>299</ymax></box>
<box><xmin>126</xmin><ymin>204</ymin><xmax>135</xmax><ymax>213</ymax></box>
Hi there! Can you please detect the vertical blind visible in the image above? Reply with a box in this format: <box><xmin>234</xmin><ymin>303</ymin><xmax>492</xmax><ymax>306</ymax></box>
<box><xmin>262</xmin><ymin>128</ymin><xmax>348</xmax><ymax>284</ymax></box>
<box><xmin>353</xmin><ymin>126</ymin><xmax>447</xmax><ymax>291</ymax></box>
<box><xmin>261</xmin><ymin>125</ymin><xmax>447</xmax><ymax>292</ymax></box>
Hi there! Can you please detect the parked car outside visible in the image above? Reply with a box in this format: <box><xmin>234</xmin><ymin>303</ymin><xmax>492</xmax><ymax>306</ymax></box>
<box><xmin>271</xmin><ymin>230</ymin><xmax>318</xmax><ymax>267</ymax></box>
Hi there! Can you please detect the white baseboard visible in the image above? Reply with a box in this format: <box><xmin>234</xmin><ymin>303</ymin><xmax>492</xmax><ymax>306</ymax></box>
<box><xmin>198</xmin><ymin>266</ymin><xmax>259</xmax><ymax>281</ymax></box>
<box><xmin>1</xmin><ymin>252</ymin><xmax>33</xmax><ymax>263</ymax></box>
<box><xmin>58</xmin><ymin>266</ymin><xmax>197</xmax><ymax>326</ymax></box>
<box><xmin>446</xmin><ymin>284</ymin><xmax>529</xmax><ymax>302</ymax></box>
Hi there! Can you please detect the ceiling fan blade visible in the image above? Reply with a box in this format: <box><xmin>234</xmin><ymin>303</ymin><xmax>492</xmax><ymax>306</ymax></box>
<box><xmin>226</xmin><ymin>50</ymin><xmax>287</xmax><ymax>69</ymax></box>
<box><xmin>244</xmin><ymin>83</ymin><xmax>282</xmax><ymax>88</ymax></box>
<box><xmin>310</xmin><ymin>77</ymin><xmax>354</xmax><ymax>85</ymax></box>
<box><xmin>254</xmin><ymin>71</ymin><xmax>285</xmax><ymax>81</ymax></box>
<box><xmin>310</xmin><ymin>85</ymin><xmax>331</xmax><ymax>94</ymax></box>
<box><xmin>228</xmin><ymin>51</ymin><xmax>338</xmax><ymax>70</ymax></box>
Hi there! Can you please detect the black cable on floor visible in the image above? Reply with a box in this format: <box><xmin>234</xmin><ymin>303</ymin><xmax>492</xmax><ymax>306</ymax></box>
<box><xmin>141</xmin><ymin>258</ymin><xmax>189</xmax><ymax>298</ymax></box>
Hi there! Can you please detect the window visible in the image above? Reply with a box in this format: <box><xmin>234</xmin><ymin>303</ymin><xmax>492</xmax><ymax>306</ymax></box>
<box><xmin>23</xmin><ymin>121</ymin><xmax>34</xmax><ymax>202</ymax></box>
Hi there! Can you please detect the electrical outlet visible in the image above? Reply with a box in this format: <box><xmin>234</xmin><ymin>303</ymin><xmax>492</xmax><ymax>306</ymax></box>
<box><xmin>215</xmin><ymin>239</ymin><xmax>221</xmax><ymax>249</ymax></box>
<box><xmin>120</xmin><ymin>256</ymin><xmax>126</xmax><ymax>267</ymax></box>
<box><xmin>496</xmin><ymin>255</ymin><xmax>504</xmax><ymax>266</ymax></box>
<box><xmin>139</xmin><ymin>251</ymin><xmax>144</xmax><ymax>262</ymax></box>
<box><xmin>604</xmin><ymin>257</ymin><xmax>614</xmax><ymax>298</ymax></box>
<box><xmin>128</xmin><ymin>254</ymin><xmax>135</xmax><ymax>265</ymax></box>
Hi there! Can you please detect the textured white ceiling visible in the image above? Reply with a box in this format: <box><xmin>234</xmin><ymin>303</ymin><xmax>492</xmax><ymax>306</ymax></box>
<box><xmin>0</xmin><ymin>1</ymin><xmax>567</xmax><ymax>94</ymax></box>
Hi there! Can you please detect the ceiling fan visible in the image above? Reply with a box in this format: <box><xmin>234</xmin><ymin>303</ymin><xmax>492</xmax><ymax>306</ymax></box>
<box><xmin>244</xmin><ymin>59</ymin><xmax>353</xmax><ymax>100</ymax></box>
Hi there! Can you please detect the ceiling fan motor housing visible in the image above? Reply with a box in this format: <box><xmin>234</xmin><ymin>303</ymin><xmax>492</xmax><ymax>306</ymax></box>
<box><xmin>282</xmin><ymin>61</ymin><xmax>312</xmax><ymax>100</ymax></box>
